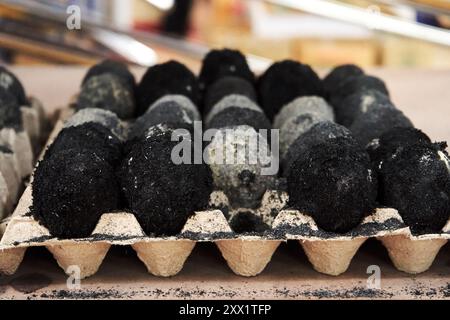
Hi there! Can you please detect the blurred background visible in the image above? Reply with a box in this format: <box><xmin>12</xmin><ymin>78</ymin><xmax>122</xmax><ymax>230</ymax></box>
<box><xmin>0</xmin><ymin>0</ymin><xmax>449</xmax><ymax>71</ymax></box>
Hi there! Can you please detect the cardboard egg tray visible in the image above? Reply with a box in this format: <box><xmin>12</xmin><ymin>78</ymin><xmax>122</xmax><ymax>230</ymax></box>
<box><xmin>0</xmin><ymin>97</ymin><xmax>48</xmax><ymax>218</ymax></box>
<box><xmin>0</xmin><ymin>107</ymin><xmax>448</xmax><ymax>280</ymax></box>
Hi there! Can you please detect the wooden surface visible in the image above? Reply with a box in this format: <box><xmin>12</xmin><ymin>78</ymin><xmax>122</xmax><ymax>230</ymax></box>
<box><xmin>0</xmin><ymin>66</ymin><xmax>448</xmax><ymax>300</ymax></box>
<box><xmin>0</xmin><ymin>241</ymin><xmax>448</xmax><ymax>300</ymax></box>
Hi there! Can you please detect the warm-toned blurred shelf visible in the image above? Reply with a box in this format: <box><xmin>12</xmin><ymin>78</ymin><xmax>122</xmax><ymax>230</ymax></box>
<box><xmin>413</xmin><ymin>0</ymin><xmax>450</xmax><ymax>11</ymax></box>
<box><xmin>0</xmin><ymin>32</ymin><xmax>99</xmax><ymax>64</ymax></box>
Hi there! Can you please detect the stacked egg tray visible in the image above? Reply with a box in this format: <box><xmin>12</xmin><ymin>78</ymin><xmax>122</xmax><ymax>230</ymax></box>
<box><xmin>0</xmin><ymin>114</ymin><xmax>448</xmax><ymax>280</ymax></box>
<box><xmin>0</xmin><ymin>95</ymin><xmax>49</xmax><ymax>221</ymax></box>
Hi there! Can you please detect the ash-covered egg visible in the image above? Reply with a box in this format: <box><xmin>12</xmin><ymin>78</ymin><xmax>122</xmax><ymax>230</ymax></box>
<box><xmin>258</xmin><ymin>60</ymin><xmax>323</xmax><ymax>121</ymax></box>
<box><xmin>370</xmin><ymin>127</ymin><xmax>450</xmax><ymax>235</ymax></box>
<box><xmin>0</xmin><ymin>66</ymin><xmax>28</xmax><ymax>106</ymax></box>
<box><xmin>367</xmin><ymin>127</ymin><xmax>432</xmax><ymax>165</ymax></box>
<box><xmin>0</xmin><ymin>87</ymin><xmax>33</xmax><ymax>179</ymax></box>
<box><xmin>204</xmin><ymin>92</ymin><xmax>274</xmax><ymax>208</ymax></box>
<box><xmin>205</xmin><ymin>125</ymin><xmax>274</xmax><ymax>208</ymax></box>
<box><xmin>119</xmin><ymin>124</ymin><xmax>213</xmax><ymax>236</ymax></box>
<box><xmin>378</xmin><ymin>141</ymin><xmax>450</xmax><ymax>235</ymax></box>
<box><xmin>130</xmin><ymin>95</ymin><xmax>200</xmax><ymax>141</ymax></box>
<box><xmin>273</xmin><ymin>96</ymin><xmax>334</xmax><ymax>130</ymax></box>
<box><xmin>287</xmin><ymin>126</ymin><xmax>377</xmax><ymax>233</ymax></box>
<box><xmin>0</xmin><ymin>87</ymin><xmax>22</xmax><ymax>131</ymax></box>
<box><xmin>322</xmin><ymin>64</ymin><xmax>364</xmax><ymax>98</ymax></box>
<box><xmin>329</xmin><ymin>75</ymin><xmax>389</xmax><ymax>110</ymax></box>
<box><xmin>203</xmin><ymin>76</ymin><xmax>257</xmax><ymax>116</ymax></box>
<box><xmin>349</xmin><ymin>107</ymin><xmax>413</xmax><ymax>147</ymax></box>
<box><xmin>137</xmin><ymin>60</ymin><xmax>200</xmax><ymax>116</ymax></box>
<box><xmin>199</xmin><ymin>48</ymin><xmax>255</xmax><ymax>90</ymax></box>
<box><xmin>65</xmin><ymin>108</ymin><xmax>125</xmax><ymax>140</ymax></box>
<box><xmin>77</xmin><ymin>73</ymin><xmax>135</xmax><ymax>119</ymax></box>
<box><xmin>334</xmin><ymin>90</ymin><xmax>393</xmax><ymax>127</ymax></box>
<box><xmin>282</xmin><ymin>121</ymin><xmax>352</xmax><ymax>176</ymax></box>
<box><xmin>274</xmin><ymin>96</ymin><xmax>334</xmax><ymax>157</ymax></box>
<box><xmin>82</xmin><ymin>59</ymin><xmax>136</xmax><ymax>92</ymax></box>
<box><xmin>32</xmin><ymin>148</ymin><xmax>121</xmax><ymax>239</ymax></box>
<box><xmin>47</xmin><ymin>122</ymin><xmax>123</xmax><ymax>166</ymax></box>
<box><xmin>205</xmin><ymin>95</ymin><xmax>271</xmax><ymax>132</ymax></box>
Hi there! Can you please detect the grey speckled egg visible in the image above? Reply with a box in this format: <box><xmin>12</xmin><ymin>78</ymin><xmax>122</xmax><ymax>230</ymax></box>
<box><xmin>77</xmin><ymin>74</ymin><xmax>135</xmax><ymax>119</ymax></box>
<box><xmin>65</xmin><ymin>108</ymin><xmax>126</xmax><ymax>140</ymax></box>
<box><xmin>273</xmin><ymin>96</ymin><xmax>334</xmax><ymax>129</ymax></box>
<box><xmin>205</xmin><ymin>125</ymin><xmax>275</xmax><ymax>208</ymax></box>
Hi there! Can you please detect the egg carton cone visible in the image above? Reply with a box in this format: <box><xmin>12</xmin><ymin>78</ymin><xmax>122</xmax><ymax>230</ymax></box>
<box><xmin>378</xmin><ymin>218</ymin><xmax>450</xmax><ymax>274</ymax></box>
<box><xmin>201</xmin><ymin>190</ymin><xmax>288</xmax><ymax>277</ymax></box>
<box><xmin>0</xmin><ymin>128</ymin><xmax>33</xmax><ymax>181</ymax></box>
<box><xmin>0</xmin><ymin>148</ymin><xmax>21</xmax><ymax>212</ymax></box>
<box><xmin>0</xmin><ymin>97</ymin><xmax>50</xmax><ymax>221</ymax></box>
<box><xmin>0</xmin><ymin>174</ymin><xmax>10</xmax><ymax>219</ymax></box>
<box><xmin>21</xmin><ymin>97</ymin><xmax>49</xmax><ymax>155</ymax></box>
<box><xmin>272</xmin><ymin>208</ymin><xmax>409</xmax><ymax>276</ymax></box>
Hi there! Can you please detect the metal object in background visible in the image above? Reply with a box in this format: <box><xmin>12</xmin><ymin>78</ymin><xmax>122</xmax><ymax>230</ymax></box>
<box><xmin>92</xmin><ymin>30</ymin><xmax>158</xmax><ymax>66</ymax></box>
<box><xmin>145</xmin><ymin>0</ymin><xmax>175</xmax><ymax>11</ymax></box>
<box><xmin>265</xmin><ymin>0</ymin><xmax>450</xmax><ymax>47</ymax></box>
<box><xmin>0</xmin><ymin>0</ymin><xmax>272</xmax><ymax>71</ymax></box>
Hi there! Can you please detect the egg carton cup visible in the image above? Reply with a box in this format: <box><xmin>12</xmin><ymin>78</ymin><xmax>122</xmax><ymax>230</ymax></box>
<box><xmin>378</xmin><ymin>219</ymin><xmax>450</xmax><ymax>274</ymax></box>
<box><xmin>21</xmin><ymin>97</ymin><xmax>49</xmax><ymax>155</ymax></box>
<box><xmin>272</xmin><ymin>208</ymin><xmax>409</xmax><ymax>276</ymax></box>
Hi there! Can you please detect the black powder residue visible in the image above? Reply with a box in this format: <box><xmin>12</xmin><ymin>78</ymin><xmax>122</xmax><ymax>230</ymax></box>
<box><xmin>441</xmin><ymin>284</ymin><xmax>450</xmax><ymax>297</ymax></box>
<box><xmin>274</xmin><ymin>218</ymin><xmax>405</xmax><ymax>239</ymax></box>
<box><xmin>401</xmin><ymin>283</ymin><xmax>450</xmax><ymax>298</ymax></box>
<box><xmin>275</xmin><ymin>286</ymin><xmax>393</xmax><ymax>299</ymax></box>
<box><xmin>229</xmin><ymin>211</ymin><xmax>270</xmax><ymax>234</ymax></box>
<box><xmin>90</xmin><ymin>234</ymin><xmax>145</xmax><ymax>242</ymax></box>
<box><xmin>179</xmin><ymin>231</ymin><xmax>235</xmax><ymax>241</ymax></box>
<box><xmin>39</xmin><ymin>289</ymin><xmax>125</xmax><ymax>300</ymax></box>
